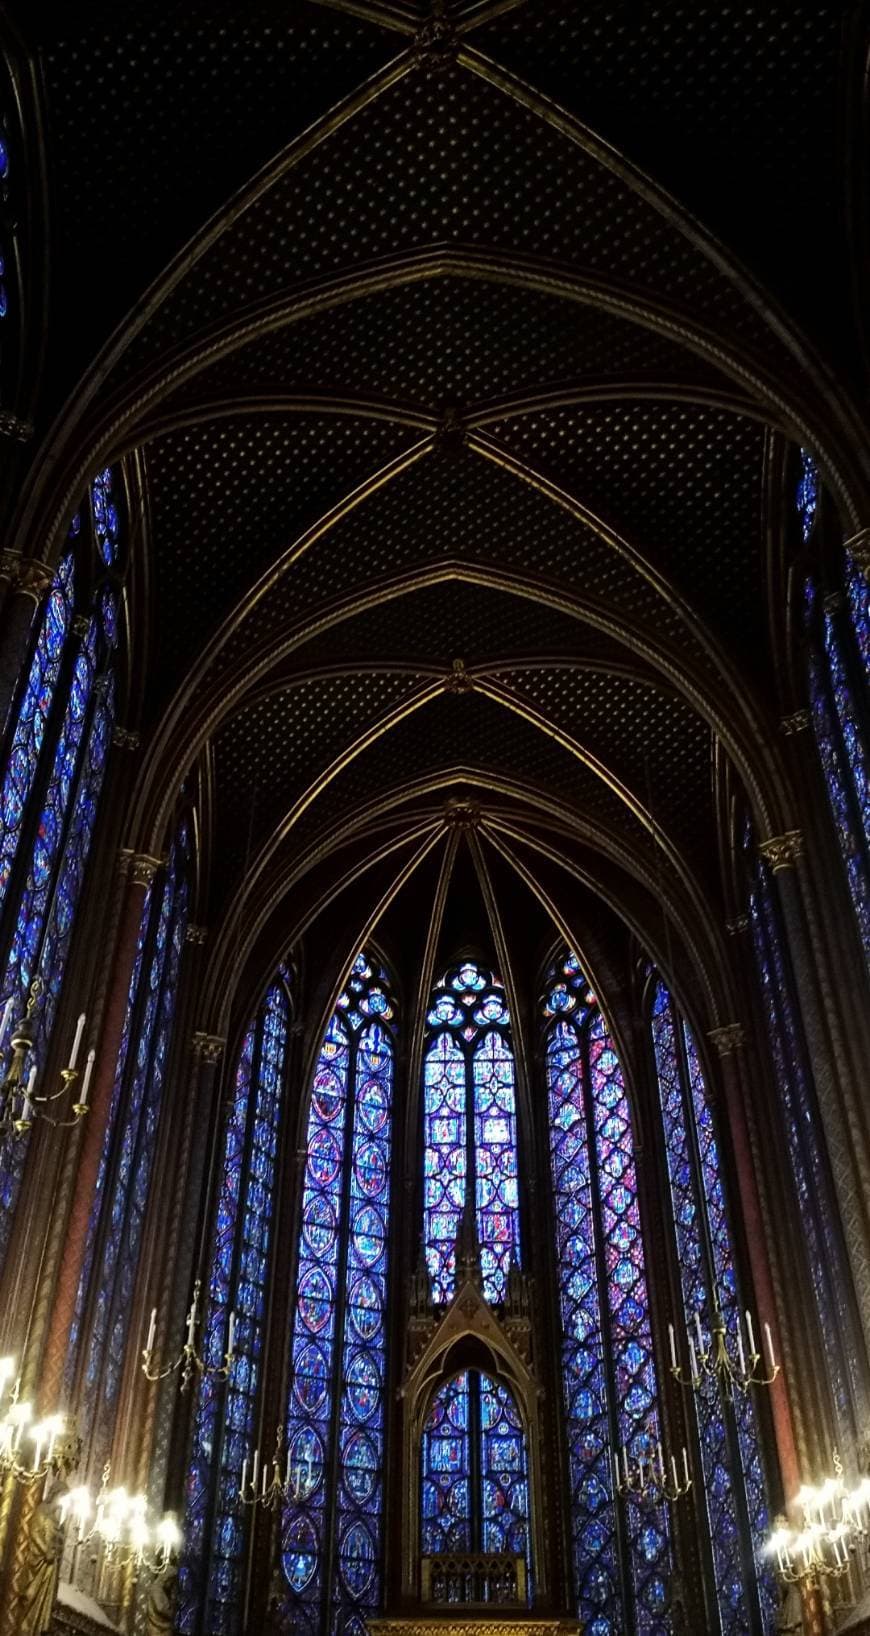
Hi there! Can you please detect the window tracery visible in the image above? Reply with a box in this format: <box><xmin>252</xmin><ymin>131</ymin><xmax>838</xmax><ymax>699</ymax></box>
<box><xmin>281</xmin><ymin>953</ymin><xmax>395</xmax><ymax>1636</ymax></box>
<box><xmin>0</xmin><ymin>474</ymin><xmax>123</xmax><ymax>1269</ymax></box>
<box><xmin>650</xmin><ymin>980</ymin><xmax>775</xmax><ymax>1635</ymax></box>
<box><xmin>422</xmin><ymin>962</ymin><xmax>520</xmax><ymax>1306</ymax></box>
<box><xmin>544</xmin><ymin>953</ymin><xmax>670</xmax><ymax>1635</ymax></box>
<box><xmin>178</xmin><ymin>975</ymin><xmax>290</xmax><ymax>1635</ymax></box>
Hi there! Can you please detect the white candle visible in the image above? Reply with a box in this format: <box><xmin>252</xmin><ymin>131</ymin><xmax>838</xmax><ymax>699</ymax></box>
<box><xmin>226</xmin><ymin>1311</ymin><xmax>236</xmax><ymax>1357</ymax></box>
<box><xmin>68</xmin><ymin>1013</ymin><xmax>86</xmax><ymax>1073</ymax></box>
<box><xmin>694</xmin><ymin>1310</ymin><xmax>705</xmax><ymax>1356</ymax></box>
<box><xmin>240</xmin><ymin>1458</ymin><xmax>248</xmax><ymax>1498</ymax></box>
<box><xmin>261</xmin><ymin>1463</ymin><xmax>268</xmax><ymax>1499</ymax></box>
<box><xmin>764</xmin><ymin>1322</ymin><xmax>776</xmax><ymax>1371</ymax></box>
<box><xmin>186</xmin><ymin>1298</ymin><xmax>197</xmax><ymax>1349</ymax></box>
<box><xmin>33</xmin><ymin>1436</ymin><xmax>43</xmax><ymax>1472</ymax></box>
<box><xmin>26</xmin><ymin>1064</ymin><xmax>37</xmax><ymax>1101</ymax></box>
<box><xmin>613</xmin><ymin>1452</ymin><xmax>620</xmax><ymax>1491</ymax></box>
<box><xmin>745</xmin><ymin>1309</ymin><xmax>757</xmax><ymax>1357</ymax></box>
<box><xmin>668</xmin><ymin>1322</ymin><xmax>677</xmax><ymax>1371</ymax></box>
<box><xmin>670</xmin><ymin>1455</ymin><xmax>679</xmax><ymax>1491</ymax></box>
<box><xmin>0</xmin><ymin>997</ymin><xmax>13</xmax><ymax>1050</ymax></box>
<box><xmin>146</xmin><ymin>1308</ymin><xmax>157</xmax><ymax>1356</ymax></box>
<box><xmin>736</xmin><ymin>1313</ymin><xmax>746</xmax><ymax>1375</ymax></box>
<box><xmin>622</xmin><ymin>1445</ymin><xmax>629</xmax><ymax>1483</ymax></box>
<box><xmin>252</xmin><ymin>1448</ymin><xmax>259</xmax><ymax>1491</ymax></box>
<box><xmin>638</xmin><ymin>1456</ymin><xmax>645</xmax><ymax>1491</ymax></box>
<box><xmin>656</xmin><ymin>1441</ymin><xmax>665</xmax><ymax>1481</ymax></box>
<box><xmin>682</xmin><ymin>1446</ymin><xmax>690</xmax><ymax>1486</ymax></box>
<box><xmin>79</xmin><ymin>1049</ymin><xmax>95</xmax><ymax>1107</ymax></box>
<box><xmin>688</xmin><ymin>1336</ymin><xmax>698</xmax><ymax>1381</ymax></box>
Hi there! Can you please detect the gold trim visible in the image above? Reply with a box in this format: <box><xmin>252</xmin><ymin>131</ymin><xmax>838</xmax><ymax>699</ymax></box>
<box><xmin>707</xmin><ymin>1023</ymin><xmax>745</xmax><ymax>1057</ymax></box>
<box><xmin>758</xmin><ymin>830</ymin><xmax>804</xmax><ymax>872</ymax></box>
<box><xmin>129</xmin><ymin>852</ymin><xmax>163</xmax><ymax>886</ymax></box>
<box><xmin>780</xmin><ymin>710</ymin><xmax>811</xmax><ymax>735</ymax></box>
<box><xmin>191</xmin><ymin>1031</ymin><xmax>225</xmax><ymax>1064</ymax></box>
<box><xmin>185</xmin><ymin>924</ymin><xmax>208</xmax><ymax>945</ymax></box>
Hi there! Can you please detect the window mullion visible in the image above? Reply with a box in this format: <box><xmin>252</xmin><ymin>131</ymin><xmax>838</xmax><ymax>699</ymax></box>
<box><xmin>323</xmin><ymin>1028</ymin><xmax>360</xmax><ymax>1632</ymax></box>
<box><xmin>580</xmin><ymin>1018</ymin><xmax>636</xmax><ymax>1635</ymax></box>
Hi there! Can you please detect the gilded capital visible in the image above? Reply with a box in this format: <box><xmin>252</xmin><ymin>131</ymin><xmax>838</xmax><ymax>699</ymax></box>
<box><xmin>192</xmin><ymin>1031</ymin><xmax>225</xmax><ymax>1064</ymax></box>
<box><xmin>129</xmin><ymin>852</ymin><xmax>162</xmax><ymax>886</ymax></box>
<box><xmin>780</xmin><ymin>709</ymin><xmax>810</xmax><ymax>736</ymax></box>
<box><xmin>707</xmin><ymin>1023</ymin><xmax>745</xmax><ymax>1057</ymax></box>
<box><xmin>1</xmin><ymin>554</ymin><xmax>54</xmax><ymax>602</ymax></box>
<box><xmin>444</xmin><ymin>795</ymin><xmax>481</xmax><ymax>828</ymax></box>
<box><xmin>185</xmin><ymin>924</ymin><xmax>208</xmax><ymax>946</ymax></box>
<box><xmin>0</xmin><ymin>410</ymin><xmax>34</xmax><ymax>441</ymax></box>
<box><xmin>726</xmin><ymin>915</ymin><xmax>749</xmax><ymax>935</ymax></box>
<box><xmin>758</xmin><ymin>830</ymin><xmax>803</xmax><ymax>871</ymax></box>
<box><xmin>112</xmin><ymin>726</ymin><xmax>141</xmax><ymax>751</ymax></box>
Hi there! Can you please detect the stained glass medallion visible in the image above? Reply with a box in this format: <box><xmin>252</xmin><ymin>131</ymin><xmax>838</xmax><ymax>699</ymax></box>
<box><xmin>422</xmin><ymin>962</ymin><xmax>520</xmax><ymax>1305</ymax></box>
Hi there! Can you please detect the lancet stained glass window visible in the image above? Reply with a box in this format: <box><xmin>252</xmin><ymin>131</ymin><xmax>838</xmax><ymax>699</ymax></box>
<box><xmin>281</xmin><ymin>953</ymin><xmax>395</xmax><ymax>1636</ymax></box>
<box><xmin>746</xmin><ymin>835</ymin><xmax>863</xmax><ymax>1447</ymax></box>
<box><xmin>178</xmin><ymin>977</ymin><xmax>290</xmax><ymax>1636</ymax></box>
<box><xmin>650</xmin><ymin>980</ymin><xmax>775</xmax><ymax>1636</ymax></box>
<box><xmin>423</xmin><ymin>962</ymin><xmax>520</xmax><ymax>1304</ymax></box>
<box><xmin>544</xmin><ymin>953</ymin><xmax>670</xmax><ymax>1636</ymax></box>
<box><xmin>0</xmin><ymin>474</ymin><xmax>123</xmax><ymax>1272</ymax></box>
<box><xmin>74</xmin><ymin>822</ymin><xmax>191</xmax><ymax>1465</ymax></box>
<box><xmin>421</xmin><ymin>1370</ymin><xmax>530</xmax><ymax>1571</ymax></box>
<box><xmin>802</xmin><ymin>453</ymin><xmax>870</xmax><ymax>974</ymax></box>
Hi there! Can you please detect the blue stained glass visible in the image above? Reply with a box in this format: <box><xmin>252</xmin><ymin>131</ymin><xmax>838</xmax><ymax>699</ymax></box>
<box><xmin>80</xmin><ymin>826</ymin><xmax>190</xmax><ymax>1466</ymax></box>
<box><xmin>422</xmin><ymin>964</ymin><xmax>520</xmax><ymax>1306</ymax></box>
<box><xmin>281</xmin><ymin>954</ymin><xmax>394</xmax><ymax>1635</ymax></box>
<box><xmin>481</xmin><ymin>1374</ymin><xmax>529</xmax><ymax>1561</ymax></box>
<box><xmin>422</xmin><ymin>1375</ymin><xmax>471</xmax><ymax>1554</ymax></box>
<box><xmin>0</xmin><ymin>555</ymin><xmax>72</xmax><ymax>910</ymax></box>
<box><xmin>91</xmin><ymin>469</ymin><xmax>121</xmax><ymax>567</ymax></box>
<box><xmin>473</xmin><ymin>1031</ymin><xmax>519</xmax><ymax>1303</ymax></box>
<box><xmin>0</xmin><ymin>611</ymin><xmax>98</xmax><ymax>1267</ymax></box>
<box><xmin>652</xmin><ymin>984</ymin><xmax>775</xmax><ymax>1635</ymax></box>
<box><xmin>748</xmin><ymin>853</ymin><xmax>861</xmax><ymax>1445</ymax></box>
<box><xmin>796</xmin><ymin>450</ymin><xmax>818</xmax><ymax>542</ymax></box>
<box><xmin>202</xmin><ymin>987</ymin><xmax>288</xmax><ymax>1635</ymax></box>
<box><xmin>588</xmin><ymin>1012</ymin><xmax>671</xmax><ymax>1633</ymax></box>
<box><xmin>424</xmin><ymin>1032</ymin><xmax>466</xmax><ymax>1301</ymax></box>
<box><xmin>846</xmin><ymin>554</ymin><xmax>870</xmax><ymax>680</ymax></box>
<box><xmin>66</xmin><ymin>880</ymin><xmax>153</xmax><ymax>1389</ymax></box>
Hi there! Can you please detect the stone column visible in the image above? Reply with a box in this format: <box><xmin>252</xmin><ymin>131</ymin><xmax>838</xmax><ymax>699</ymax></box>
<box><xmin>707</xmin><ymin>1024</ymin><xmax>800</xmax><ymax>1500</ymax></box>
<box><xmin>760</xmin><ymin>831</ymin><xmax>870</xmax><ymax>1355</ymax></box>
<box><xmin>0</xmin><ymin>555</ymin><xmax>53</xmax><ymax>736</ymax></box>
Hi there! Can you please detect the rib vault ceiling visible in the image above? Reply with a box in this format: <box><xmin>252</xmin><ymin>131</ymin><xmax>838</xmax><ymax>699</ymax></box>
<box><xmin>4</xmin><ymin>0</ymin><xmax>869</xmax><ymax>1037</ymax></box>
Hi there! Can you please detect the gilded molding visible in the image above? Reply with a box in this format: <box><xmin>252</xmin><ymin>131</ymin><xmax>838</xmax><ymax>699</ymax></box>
<box><xmin>726</xmin><ymin>915</ymin><xmax>749</xmax><ymax>935</ymax></box>
<box><xmin>758</xmin><ymin>830</ymin><xmax>804</xmax><ymax>872</ymax></box>
<box><xmin>0</xmin><ymin>410</ymin><xmax>34</xmax><ymax>441</ymax></box>
<box><xmin>780</xmin><ymin>709</ymin><xmax>810</xmax><ymax>735</ymax></box>
<box><xmin>707</xmin><ymin>1023</ymin><xmax>745</xmax><ymax>1057</ymax></box>
<box><xmin>112</xmin><ymin>726</ymin><xmax>141</xmax><ymax>751</ymax></box>
<box><xmin>185</xmin><ymin>924</ymin><xmax>208</xmax><ymax>945</ymax></box>
<box><xmin>0</xmin><ymin>554</ymin><xmax>53</xmax><ymax>601</ymax></box>
<box><xmin>369</xmin><ymin>1622</ymin><xmax>580</xmax><ymax>1635</ymax></box>
<box><xmin>128</xmin><ymin>851</ymin><xmax>163</xmax><ymax>886</ymax></box>
<box><xmin>191</xmin><ymin>1031</ymin><xmax>225</xmax><ymax>1064</ymax></box>
<box><xmin>444</xmin><ymin>795</ymin><xmax>481</xmax><ymax>827</ymax></box>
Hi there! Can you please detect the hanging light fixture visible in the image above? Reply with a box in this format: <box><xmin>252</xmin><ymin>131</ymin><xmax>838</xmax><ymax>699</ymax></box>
<box><xmin>614</xmin><ymin>1430</ymin><xmax>692</xmax><ymax>1505</ymax></box>
<box><xmin>0</xmin><ymin>980</ymin><xmax>94</xmax><ymax>1135</ymax></box>
<box><xmin>766</xmin><ymin>1452</ymin><xmax>870</xmax><ymax>1586</ymax></box>
<box><xmin>141</xmin><ymin>1278</ymin><xmax>235</xmax><ymax>1392</ymax></box>
<box><xmin>668</xmin><ymin>1298</ymin><xmax>779</xmax><ymax>1397</ymax></box>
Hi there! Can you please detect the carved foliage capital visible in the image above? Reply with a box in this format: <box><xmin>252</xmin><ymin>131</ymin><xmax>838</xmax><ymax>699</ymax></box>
<box><xmin>725</xmin><ymin>915</ymin><xmax>749</xmax><ymax>935</ymax></box>
<box><xmin>0</xmin><ymin>410</ymin><xmax>34</xmax><ymax>441</ymax></box>
<box><xmin>192</xmin><ymin>1031</ymin><xmax>225</xmax><ymax>1064</ymax></box>
<box><xmin>185</xmin><ymin>924</ymin><xmax>208</xmax><ymax>946</ymax></box>
<box><xmin>780</xmin><ymin>709</ymin><xmax>810</xmax><ymax>736</ymax></box>
<box><xmin>1</xmin><ymin>553</ymin><xmax>54</xmax><ymax>602</ymax></box>
<box><xmin>128</xmin><ymin>851</ymin><xmax>163</xmax><ymax>886</ymax></box>
<box><xmin>758</xmin><ymin>830</ymin><xmax>803</xmax><ymax>871</ymax></box>
<box><xmin>707</xmin><ymin>1023</ymin><xmax>745</xmax><ymax>1057</ymax></box>
<box><xmin>112</xmin><ymin>726</ymin><xmax>141</xmax><ymax>751</ymax></box>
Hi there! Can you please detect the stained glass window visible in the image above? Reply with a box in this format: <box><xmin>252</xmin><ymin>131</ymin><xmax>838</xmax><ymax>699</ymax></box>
<box><xmin>281</xmin><ymin>953</ymin><xmax>395</xmax><ymax>1636</ymax></box>
<box><xmin>746</xmin><ymin>835</ymin><xmax>864</xmax><ymax>1448</ymax></box>
<box><xmin>802</xmin><ymin>456</ymin><xmax>870</xmax><ymax>976</ymax></box>
<box><xmin>178</xmin><ymin>978</ymin><xmax>290</xmax><ymax>1636</ymax></box>
<box><xmin>650</xmin><ymin>980</ymin><xmax>775</xmax><ymax>1636</ymax></box>
<box><xmin>421</xmin><ymin>1370</ymin><xmax>529</xmax><ymax>1568</ymax></box>
<box><xmin>796</xmin><ymin>448</ymin><xmax>818</xmax><ymax>543</ymax></box>
<box><xmin>544</xmin><ymin>953</ymin><xmax>670</xmax><ymax>1636</ymax></box>
<box><xmin>423</xmin><ymin>962</ymin><xmax>519</xmax><ymax>1305</ymax></box>
<box><xmin>0</xmin><ymin>478</ymin><xmax>122</xmax><ymax>1273</ymax></box>
<box><xmin>74</xmin><ymin>822</ymin><xmax>191</xmax><ymax>1466</ymax></box>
